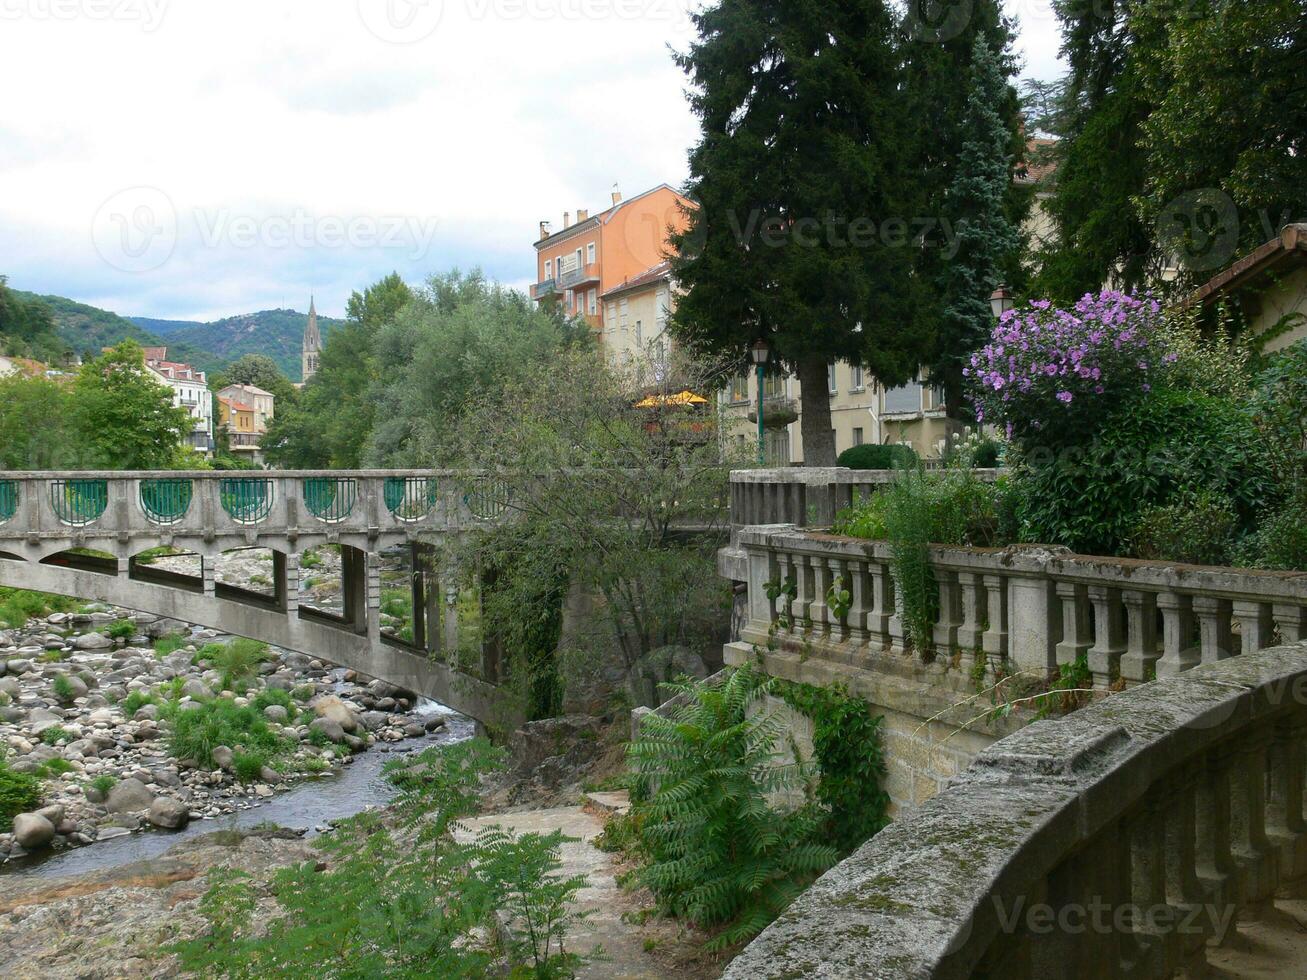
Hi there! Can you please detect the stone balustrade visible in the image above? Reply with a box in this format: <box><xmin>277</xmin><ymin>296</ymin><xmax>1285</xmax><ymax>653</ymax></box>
<box><xmin>0</xmin><ymin>470</ymin><xmax>514</xmax><ymax>555</ymax></box>
<box><xmin>730</xmin><ymin>526</ymin><xmax>1307</xmax><ymax>691</ymax></box>
<box><xmin>723</xmin><ymin>641</ymin><xmax>1307</xmax><ymax>978</ymax></box>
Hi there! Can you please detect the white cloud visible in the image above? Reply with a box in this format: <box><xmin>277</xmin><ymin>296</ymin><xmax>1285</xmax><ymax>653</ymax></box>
<box><xmin>0</xmin><ymin>0</ymin><xmax>1063</xmax><ymax>321</ymax></box>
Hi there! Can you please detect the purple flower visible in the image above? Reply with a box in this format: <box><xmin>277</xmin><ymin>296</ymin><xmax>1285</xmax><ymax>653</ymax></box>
<box><xmin>1056</xmin><ymin>391</ymin><xmax>1073</xmax><ymax>404</ymax></box>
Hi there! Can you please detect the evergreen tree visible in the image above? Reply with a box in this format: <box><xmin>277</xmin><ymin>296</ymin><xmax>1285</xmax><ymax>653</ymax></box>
<box><xmin>669</xmin><ymin>0</ymin><xmax>931</xmax><ymax>466</ymax></box>
<box><xmin>932</xmin><ymin>35</ymin><xmax>1022</xmax><ymax>414</ymax></box>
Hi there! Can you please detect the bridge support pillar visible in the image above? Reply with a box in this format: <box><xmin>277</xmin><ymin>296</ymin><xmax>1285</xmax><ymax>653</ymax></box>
<box><xmin>366</xmin><ymin>551</ymin><xmax>382</xmax><ymax>645</ymax></box>
<box><xmin>341</xmin><ymin>545</ymin><xmax>368</xmax><ymax>635</ymax></box>
<box><xmin>276</xmin><ymin>552</ymin><xmax>300</xmax><ymax>613</ymax></box>
<box><xmin>443</xmin><ymin>576</ymin><xmax>460</xmax><ymax>656</ymax></box>
<box><xmin>409</xmin><ymin>542</ymin><xmax>442</xmax><ymax>655</ymax></box>
<box><xmin>201</xmin><ymin>554</ymin><xmax>217</xmax><ymax>597</ymax></box>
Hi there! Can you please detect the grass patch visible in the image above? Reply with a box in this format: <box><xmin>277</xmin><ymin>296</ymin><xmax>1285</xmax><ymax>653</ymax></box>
<box><xmin>154</xmin><ymin>633</ymin><xmax>190</xmax><ymax>657</ymax></box>
<box><xmin>107</xmin><ymin>619</ymin><xmax>136</xmax><ymax>641</ymax></box>
<box><xmin>88</xmin><ymin>774</ymin><xmax>117</xmax><ymax>797</ymax></box>
<box><xmin>0</xmin><ymin>759</ymin><xmax>42</xmax><ymax>833</ymax></box>
<box><xmin>52</xmin><ymin>674</ymin><xmax>76</xmax><ymax>702</ymax></box>
<box><xmin>232</xmin><ymin>751</ymin><xmax>268</xmax><ymax>783</ymax></box>
<box><xmin>39</xmin><ymin>758</ymin><xmax>74</xmax><ymax>777</ymax></box>
<box><xmin>164</xmin><ymin>699</ymin><xmax>293</xmax><ymax>769</ymax></box>
<box><xmin>40</xmin><ymin>725</ymin><xmax>75</xmax><ymax>746</ymax></box>
<box><xmin>0</xmin><ymin>589</ymin><xmax>78</xmax><ymax>629</ymax></box>
<box><xmin>252</xmin><ymin>687</ymin><xmax>299</xmax><ymax>721</ymax></box>
<box><xmin>122</xmin><ymin>690</ymin><xmax>158</xmax><ymax>717</ymax></box>
<box><xmin>299</xmin><ymin>550</ymin><xmax>324</xmax><ymax>570</ymax></box>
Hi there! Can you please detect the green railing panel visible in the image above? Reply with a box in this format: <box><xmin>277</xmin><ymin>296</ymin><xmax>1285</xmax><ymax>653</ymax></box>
<box><xmin>464</xmin><ymin>477</ymin><xmax>513</xmax><ymax>522</ymax></box>
<box><xmin>384</xmin><ymin>476</ymin><xmax>438</xmax><ymax>522</ymax></box>
<box><xmin>50</xmin><ymin>479</ymin><xmax>108</xmax><ymax>527</ymax></box>
<box><xmin>139</xmin><ymin>479</ymin><xmax>193</xmax><ymax>525</ymax></box>
<box><xmin>219</xmin><ymin>478</ymin><xmax>274</xmax><ymax>524</ymax></box>
<box><xmin>0</xmin><ymin>480</ymin><xmax>17</xmax><ymax>523</ymax></box>
<box><xmin>303</xmin><ymin>477</ymin><xmax>357</xmax><ymax>523</ymax></box>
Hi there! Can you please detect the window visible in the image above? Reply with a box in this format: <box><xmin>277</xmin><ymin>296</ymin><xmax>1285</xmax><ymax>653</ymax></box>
<box><xmin>831</xmin><ymin>429</ymin><xmax>838</xmax><ymax>452</ymax></box>
<box><xmin>636</xmin><ymin>320</ymin><xmax>643</xmax><ymax>345</ymax></box>
<box><xmin>575</xmin><ymin>248</ymin><xmax>582</xmax><ymax>269</ymax></box>
<box><xmin>729</xmin><ymin>374</ymin><xmax>749</xmax><ymax>403</ymax></box>
<box><xmin>545</xmin><ymin>259</ymin><xmax>552</xmax><ymax>278</ymax></box>
<box><xmin>586</xmin><ymin>242</ymin><xmax>596</xmax><ymax>265</ymax></box>
<box><xmin>620</xmin><ymin>298</ymin><xmax>629</xmax><ymax>329</ymax></box>
<box><xmin>606</xmin><ymin>302</ymin><xmax>616</xmax><ymax>323</ymax></box>
<box><xmin>851</xmin><ymin>365</ymin><xmax>864</xmax><ymax>390</ymax></box>
<box><xmin>884</xmin><ymin>381</ymin><xmax>924</xmax><ymax>415</ymax></box>
<box><xmin>853</xmin><ymin>427</ymin><xmax>864</xmax><ymax>446</ymax></box>
<box><xmin>588</xmin><ymin>289</ymin><xmax>597</xmax><ymax>315</ymax></box>
<box><xmin>564</xmin><ymin>289</ymin><xmax>574</xmax><ymax>312</ymax></box>
<box><xmin>828</xmin><ymin>364</ymin><xmax>838</xmax><ymax>394</ymax></box>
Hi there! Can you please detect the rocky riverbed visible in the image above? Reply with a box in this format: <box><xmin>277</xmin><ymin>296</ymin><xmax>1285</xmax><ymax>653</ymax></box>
<box><xmin>0</xmin><ymin>604</ymin><xmax>451</xmax><ymax>864</ymax></box>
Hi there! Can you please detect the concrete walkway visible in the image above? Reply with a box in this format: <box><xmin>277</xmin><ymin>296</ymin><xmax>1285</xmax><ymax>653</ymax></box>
<box><xmin>1196</xmin><ymin>897</ymin><xmax>1307</xmax><ymax>978</ymax></box>
<box><xmin>460</xmin><ymin>798</ymin><xmax>670</xmax><ymax>979</ymax></box>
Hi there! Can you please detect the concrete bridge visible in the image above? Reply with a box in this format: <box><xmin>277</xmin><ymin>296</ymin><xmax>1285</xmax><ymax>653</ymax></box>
<box><xmin>0</xmin><ymin>470</ymin><xmax>523</xmax><ymax>729</ymax></box>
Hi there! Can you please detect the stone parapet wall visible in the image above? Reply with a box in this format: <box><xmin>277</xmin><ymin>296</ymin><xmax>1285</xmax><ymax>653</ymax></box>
<box><xmin>724</xmin><ymin>641</ymin><xmax>1307</xmax><ymax>979</ymax></box>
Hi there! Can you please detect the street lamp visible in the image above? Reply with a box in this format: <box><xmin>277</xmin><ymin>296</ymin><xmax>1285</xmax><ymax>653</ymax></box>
<box><xmin>989</xmin><ymin>285</ymin><xmax>1014</xmax><ymax>319</ymax></box>
<box><xmin>750</xmin><ymin>339</ymin><xmax>771</xmax><ymax>467</ymax></box>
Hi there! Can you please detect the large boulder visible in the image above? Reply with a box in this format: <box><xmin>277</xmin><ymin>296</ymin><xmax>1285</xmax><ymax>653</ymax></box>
<box><xmin>211</xmin><ymin>745</ymin><xmax>234</xmax><ymax>770</ymax></box>
<box><xmin>105</xmin><ymin>777</ymin><xmax>154</xmax><ymax>814</ymax></box>
<box><xmin>12</xmin><ymin>813</ymin><xmax>55</xmax><ymax>850</ymax></box>
<box><xmin>147</xmin><ymin>797</ymin><xmax>190</xmax><ymax>829</ymax></box>
<box><xmin>312</xmin><ymin>695</ymin><xmax>361</xmax><ymax>732</ymax></box>
<box><xmin>73</xmin><ymin>632</ymin><xmax>113</xmax><ymax>651</ymax></box>
<box><xmin>26</xmin><ymin>707</ymin><xmax>65</xmax><ymax>735</ymax></box>
<box><xmin>309</xmin><ymin>717</ymin><xmax>346</xmax><ymax>744</ymax></box>
<box><xmin>262</xmin><ymin>704</ymin><xmax>289</xmax><ymax>724</ymax></box>
<box><xmin>181</xmin><ymin>679</ymin><xmax>213</xmax><ymax>701</ymax></box>
<box><xmin>52</xmin><ymin>672</ymin><xmax>89</xmax><ymax>702</ymax></box>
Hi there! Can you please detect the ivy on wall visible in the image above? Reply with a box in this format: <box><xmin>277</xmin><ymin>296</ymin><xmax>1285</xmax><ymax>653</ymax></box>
<box><xmin>773</xmin><ymin>678</ymin><xmax>891</xmax><ymax>855</ymax></box>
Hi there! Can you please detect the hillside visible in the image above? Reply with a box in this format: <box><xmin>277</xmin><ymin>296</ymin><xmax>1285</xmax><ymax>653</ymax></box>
<box><xmin>151</xmin><ymin>309</ymin><xmax>342</xmax><ymax>381</ymax></box>
<box><xmin>11</xmin><ymin>290</ymin><xmax>170</xmax><ymax>360</ymax></box>
<box><xmin>129</xmin><ymin>315</ymin><xmax>204</xmax><ymax>336</ymax></box>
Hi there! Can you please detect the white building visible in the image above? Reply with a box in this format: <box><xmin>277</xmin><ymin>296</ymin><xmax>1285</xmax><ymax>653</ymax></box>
<box><xmin>144</xmin><ymin>347</ymin><xmax>212</xmax><ymax>454</ymax></box>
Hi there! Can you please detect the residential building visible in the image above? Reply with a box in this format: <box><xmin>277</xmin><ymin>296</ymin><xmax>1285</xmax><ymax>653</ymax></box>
<box><xmin>217</xmin><ymin>396</ymin><xmax>260</xmax><ymax>460</ymax></box>
<box><xmin>144</xmin><ymin>347</ymin><xmax>212</xmax><ymax>454</ymax></box>
<box><xmin>600</xmin><ymin>261</ymin><xmax>675</xmax><ymax>378</ymax></box>
<box><xmin>532</xmin><ymin>183</ymin><xmax>692</xmax><ymax>347</ymax></box>
<box><xmin>720</xmin><ymin>365</ymin><xmax>961</xmax><ymax>465</ymax></box>
<box><xmin>302</xmin><ymin>296</ymin><xmax>322</xmax><ymax>382</ymax></box>
<box><xmin>217</xmin><ymin>383</ymin><xmax>275</xmax><ymax>432</ymax></box>
<box><xmin>1190</xmin><ymin>223</ymin><xmax>1307</xmax><ymax>355</ymax></box>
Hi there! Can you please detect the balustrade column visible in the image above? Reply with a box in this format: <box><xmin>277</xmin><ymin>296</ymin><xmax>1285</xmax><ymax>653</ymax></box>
<box><xmin>1194</xmin><ymin>747</ymin><xmax>1239</xmax><ymax>912</ymax></box>
<box><xmin>1232</xmin><ymin>600</ymin><xmax>1275</xmax><ymax>656</ymax></box>
<box><xmin>1119</xmin><ymin>590</ymin><xmax>1160</xmax><ymax>684</ymax></box>
<box><xmin>808</xmin><ymin>554</ymin><xmax>831</xmax><ymax>634</ymax></box>
<box><xmin>824</xmin><ymin>557</ymin><xmax>848</xmax><ymax>643</ymax></box>
<box><xmin>1273</xmin><ymin>604</ymin><xmax>1307</xmax><ymax>644</ymax></box>
<box><xmin>1005</xmin><ymin>571</ymin><xmax>1059</xmax><ymax>675</ymax></box>
<box><xmin>1228</xmin><ymin>728</ymin><xmax>1278</xmax><ymax>908</ymax></box>
<box><xmin>956</xmin><ymin>572</ymin><xmax>985</xmax><ymax>655</ymax></box>
<box><xmin>1054</xmin><ymin>581</ymin><xmax>1092</xmax><ymax>668</ymax></box>
<box><xmin>866</xmin><ymin>559</ymin><xmax>892</xmax><ymax>648</ymax></box>
<box><xmin>886</xmin><ymin>571</ymin><xmax>906</xmax><ymax>653</ymax></box>
<box><xmin>774</xmin><ymin>550</ymin><xmax>795</xmax><ymax>633</ymax></box>
<box><xmin>1192</xmin><ymin>596</ymin><xmax>1236</xmax><ymax>663</ymax></box>
<box><xmin>1129</xmin><ymin>800</ymin><xmax>1180</xmax><ymax>973</ymax></box>
<box><xmin>932</xmin><ymin>570</ymin><xmax>961</xmax><ymax>653</ymax></box>
<box><xmin>981</xmin><ymin>573</ymin><xmax>1008</xmax><ymax>660</ymax></box>
<box><xmin>744</xmin><ymin>544</ymin><xmax>778</xmax><ymax>631</ymax></box>
<box><xmin>1161</xmin><ymin>773</ymin><xmax>1212</xmax><ymax>958</ymax></box>
<box><xmin>1087</xmin><ymin>585</ymin><xmax>1127</xmax><ymax>689</ymax></box>
<box><xmin>1266</xmin><ymin>717</ymin><xmax>1307</xmax><ymax>881</ymax></box>
<box><xmin>789</xmin><ymin>552</ymin><xmax>812</xmax><ymax>629</ymax></box>
<box><xmin>1156</xmin><ymin>592</ymin><xmax>1199</xmax><ymax>678</ymax></box>
<box><xmin>845</xmin><ymin>556</ymin><xmax>870</xmax><ymax>649</ymax></box>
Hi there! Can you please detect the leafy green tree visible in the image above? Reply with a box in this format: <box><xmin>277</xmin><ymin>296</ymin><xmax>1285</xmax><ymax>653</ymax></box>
<box><xmin>1137</xmin><ymin>0</ymin><xmax>1307</xmax><ymax>264</ymax></box>
<box><xmin>264</xmin><ymin>273</ymin><xmax>413</xmax><ymax>468</ymax></box>
<box><xmin>0</xmin><ymin>375</ymin><xmax>80</xmax><ymax>469</ymax></box>
<box><xmin>366</xmin><ymin>270</ymin><xmax>589</xmax><ymax>465</ymax></box>
<box><xmin>0</xmin><ymin>277</ymin><xmax>67</xmax><ymax>363</ymax></box>
<box><xmin>70</xmin><ymin>341</ymin><xmax>194</xmax><ymax>469</ymax></box>
<box><xmin>669</xmin><ymin>0</ymin><xmax>931</xmax><ymax>466</ymax></box>
<box><xmin>931</xmin><ymin>34</ymin><xmax>1022</xmax><ymax>413</ymax></box>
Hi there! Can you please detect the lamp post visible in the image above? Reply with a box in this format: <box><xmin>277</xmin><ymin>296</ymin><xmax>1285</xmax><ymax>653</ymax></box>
<box><xmin>989</xmin><ymin>285</ymin><xmax>1014</xmax><ymax>319</ymax></box>
<box><xmin>750</xmin><ymin>339</ymin><xmax>770</xmax><ymax>467</ymax></box>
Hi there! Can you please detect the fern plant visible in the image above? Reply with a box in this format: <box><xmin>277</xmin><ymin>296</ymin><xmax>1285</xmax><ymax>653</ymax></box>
<box><xmin>627</xmin><ymin>666</ymin><xmax>838</xmax><ymax>950</ymax></box>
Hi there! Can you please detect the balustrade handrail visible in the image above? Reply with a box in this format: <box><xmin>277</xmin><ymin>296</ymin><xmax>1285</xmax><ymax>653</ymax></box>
<box><xmin>723</xmin><ymin>641</ymin><xmax>1307</xmax><ymax>979</ymax></box>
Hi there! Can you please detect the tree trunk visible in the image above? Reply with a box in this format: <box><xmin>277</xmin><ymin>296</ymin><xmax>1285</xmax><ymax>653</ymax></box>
<box><xmin>796</xmin><ymin>357</ymin><xmax>837</xmax><ymax>467</ymax></box>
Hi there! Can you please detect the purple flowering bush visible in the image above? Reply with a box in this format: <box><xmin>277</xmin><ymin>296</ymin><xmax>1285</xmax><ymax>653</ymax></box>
<box><xmin>966</xmin><ymin>291</ymin><xmax>1177</xmax><ymax>448</ymax></box>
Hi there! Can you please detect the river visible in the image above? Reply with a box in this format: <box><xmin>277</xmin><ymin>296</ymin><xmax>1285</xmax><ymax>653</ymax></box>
<box><xmin>0</xmin><ymin>699</ymin><xmax>475</xmax><ymax>880</ymax></box>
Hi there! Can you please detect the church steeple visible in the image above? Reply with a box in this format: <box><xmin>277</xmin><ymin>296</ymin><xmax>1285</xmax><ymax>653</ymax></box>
<box><xmin>302</xmin><ymin>296</ymin><xmax>322</xmax><ymax>382</ymax></box>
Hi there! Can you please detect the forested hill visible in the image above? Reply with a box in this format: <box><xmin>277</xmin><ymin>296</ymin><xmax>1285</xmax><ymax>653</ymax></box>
<box><xmin>9</xmin><ymin>289</ymin><xmax>181</xmax><ymax>363</ymax></box>
<box><xmin>131</xmin><ymin>309</ymin><xmax>343</xmax><ymax>381</ymax></box>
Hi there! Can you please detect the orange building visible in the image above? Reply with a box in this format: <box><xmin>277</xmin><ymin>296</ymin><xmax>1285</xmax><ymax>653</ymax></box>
<box><xmin>532</xmin><ymin>183</ymin><xmax>692</xmax><ymax>339</ymax></box>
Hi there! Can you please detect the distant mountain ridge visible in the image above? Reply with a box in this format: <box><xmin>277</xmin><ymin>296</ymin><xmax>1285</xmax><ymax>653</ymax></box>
<box><xmin>9</xmin><ymin>288</ymin><xmax>340</xmax><ymax>382</ymax></box>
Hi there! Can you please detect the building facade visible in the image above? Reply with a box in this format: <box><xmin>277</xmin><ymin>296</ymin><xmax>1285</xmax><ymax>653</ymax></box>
<box><xmin>1190</xmin><ymin>223</ymin><xmax>1307</xmax><ymax>355</ymax></box>
<box><xmin>217</xmin><ymin>383</ymin><xmax>274</xmax><ymax>432</ymax></box>
<box><xmin>532</xmin><ymin>183</ymin><xmax>691</xmax><ymax>343</ymax></box>
<box><xmin>143</xmin><ymin>347</ymin><xmax>212</xmax><ymax>454</ymax></box>
<box><xmin>302</xmin><ymin>297</ymin><xmax>322</xmax><ymax>382</ymax></box>
<box><xmin>599</xmin><ymin>261</ymin><xmax>674</xmax><ymax>377</ymax></box>
<box><xmin>216</xmin><ymin>396</ymin><xmax>260</xmax><ymax>460</ymax></box>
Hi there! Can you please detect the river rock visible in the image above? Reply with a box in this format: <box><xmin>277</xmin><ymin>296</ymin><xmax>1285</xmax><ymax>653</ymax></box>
<box><xmin>147</xmin><ymin>797</ymin><xmax>190</xmax><ymax>829</ymax></box>
<box><xmin>312</xmin><ymin>695</ymin><xmax>360</xmax><ymax>732</ymax></box>
<box><xmin>211</xmin><ymin>745</ymin><xmax>234</xmax><ymax>769</ymax></box>
<box><xmin>0</xmin><ymin>677</ymin><xmax>19</xmax><ymax>698</ymax></box>
<box><xmin>26</xmin><ymin>707</ymin><xmax>65</xmax><ymax>735</ymax></box>
<box><xmin>53</xmin><ymin>672</ymin><xmax>90</xmax><ymax>701</ymax></box>
<box><xmin>84</xmin><ymin>782</ymin><xmax>110</xmax><ymax>804</ymax></box>
<box><xmin>424</xmin><ymin>715</ymin><xmax>447</xmax><ymax>732</ymax></box>
<box><xmin>182</xmin><ymin>679</ymin><xmax>213</xmax><ymax>701</ymax></box>
<box><xmin>309</xmin><ymin>717</ymin><xmax>346</xmax><ymax>743</ymax></box>
<box><xmin>105</xmin><ymin>777</ymin><xmax>154</xmax><ymax>813</ymax></box>
<box><xmin>263</xmin><ymin>704</ymin><xmax>289</xmax><ymax>723</ymax></box>
<box><xmin>96</xmin><ymin>826</ymin><xmax>131</xmax><ymax>841</ymax></box>
<box><xmin>12</xmin><ymin>813</ymin><xmax>55</xmax><ymax>850</ymax></box>
<box><xmin>74</xmin><ymin>632</ymin><xmax>113</xmax><ymax>651</ymax></box>
<box><xmin>37</xmin><ymin>803</ymin><xmax>66</xmax><ymax>825</ymax></box>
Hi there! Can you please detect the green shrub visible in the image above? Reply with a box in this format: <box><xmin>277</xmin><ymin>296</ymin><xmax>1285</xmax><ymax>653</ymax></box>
<box><xmin>231</xmin><ymin>751</ymin><xmax>267</xmax><ymax>783</ymax></box>
<box><xmin>836</xmin><ymin>443</ymin><xmax>918</xmax><ymax>471</ymax></box>
<box><xmin>1238</xmin><ymin>491</ymin><xmax>1307</xmax><ymax>571</ymax></box>
<box><xmin>106</xmin><ymin>619</ymin><xmax>136</xmax><ymax>641</ymax></box>
<box><xmin>166</xmin><ymin>699</ymin><xmax>291</xmax><ymax>769</ymax></box>
<box><xmin>122</xmin><ymin>690</ymin><xmax>157</xmax><ymax>717</ymax></box>
<box><xmin>627</xmin><ymin>666</ymin><xmax>838</xmax><ymax>950</ymax></box>
<box><xmin>291</xmin><ymin>683</ymin><xmax>316</xmax><ymax>702</ymax></box>
<box><xmin>0</xmin><ymin>761</ymin><xmax>42</xmax><ymax>833</ymax></box>
<box><xmin>1132</xmin><ymin>492</ymin><xmax>1240</xmax><ymax>566</ymax></box>
<box><xmin>207</xmin><ymin>639</ymin><xmax>270</xmax><ymax>693</ymax></box>
<box><xmin>306</xmin><ymin>725</ymin><xmax>331</xmax><ymax>749</ymax></box>
<box><xmin>153</xmin><ymin>633</ymin><xmax>189</xmax><ymax>657</ymax></box>
<box><xmin>39</xmin><ymin>758</ymin><xmax>74</xmax><ymax>777</ymax></box>
<box><xmin>252</xmin><ymin>687</ymin><xmax>298</xmax><ymax>720</ymax></box>
<box><xmin>51</xmin><ymin>674</ymin><xmax>76</xmax><ymax>703</ymax></box>
<box><xmin>40</xmin><ymin>725</ymin><xmax>74</xmax><ymax>745</ymax></box>
<box><xmin>0</xmin><ymin>589</ymin><xmax>78</xmax><ymax>629</ymax></box>
<box><xmin>88</xmin><ymin>774</ymin><xmax>117</xmax><ymax>797</ymax></box>
<box><xmin>1011</xmin><ymin>388</ymin><xmax>1274</xmax><ymax>557</ymax></box>
<box><xmin>299</xmin><ymin>550</ymin><xmax>324</xmax><ymax>570</ymax></box>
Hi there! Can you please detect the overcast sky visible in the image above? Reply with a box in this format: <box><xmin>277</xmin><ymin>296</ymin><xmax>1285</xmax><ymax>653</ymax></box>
<box><xmin>0</xmin><ymin>0</ymin><xmax>1066</xmax><ymax>322</ymax></box>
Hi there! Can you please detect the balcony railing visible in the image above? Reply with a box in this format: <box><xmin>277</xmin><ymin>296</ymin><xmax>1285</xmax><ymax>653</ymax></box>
<box><xmin>557</xmin><ymin>263</ymin><xmax>601</xmax><ymax>289</ymax></box>
<box><xmin>532</xmin><ymin>278</ymin><xmax>558</xmax><ymax>300</ymax></box>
